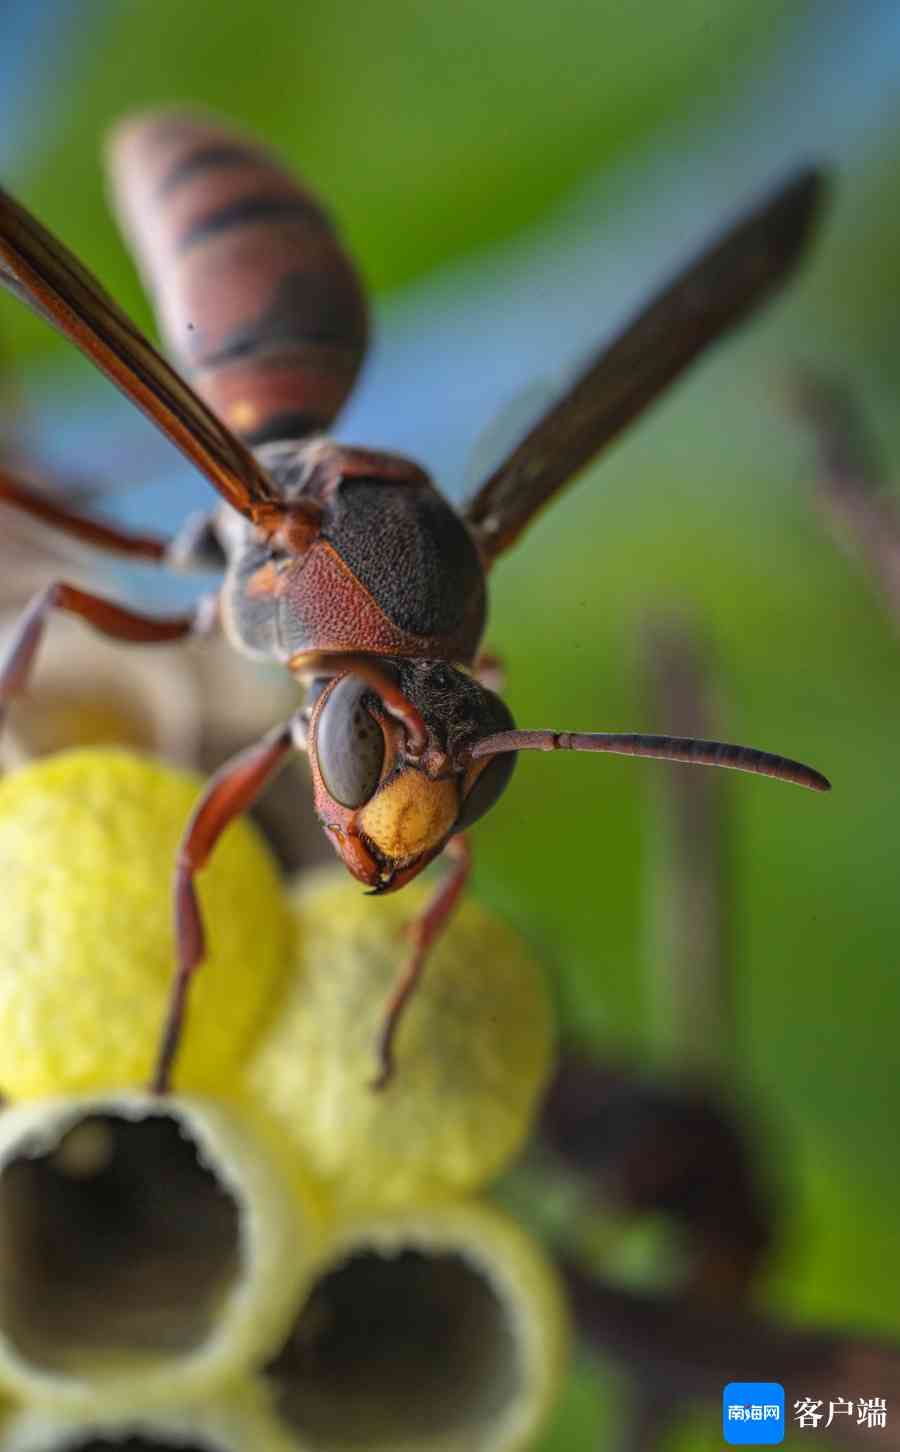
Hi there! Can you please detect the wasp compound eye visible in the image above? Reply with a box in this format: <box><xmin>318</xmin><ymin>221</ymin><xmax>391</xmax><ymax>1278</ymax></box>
<box><xmin>317</xmin><ymin>674</ymin><xmax>386</xmax><ymax>807</ymax></box>
<box><xmin>456</xmin><ymin>753</ymin><xmax>516</xmax><ymax>831</ymax></box>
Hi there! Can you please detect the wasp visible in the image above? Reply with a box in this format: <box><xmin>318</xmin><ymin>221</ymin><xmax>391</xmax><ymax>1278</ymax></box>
<box><xmin>0</xmin><ymin>112</ymin><xmax>829</xmax><ymax>1091</ymax></box>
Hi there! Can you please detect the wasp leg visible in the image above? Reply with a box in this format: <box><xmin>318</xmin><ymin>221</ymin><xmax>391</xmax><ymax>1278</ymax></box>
<box><xmin>153</xmin><ymin>714</ymin><xmax>306</xmax><ymax>1095</ymax></box>
<box><xmin>372</xmin><ymin>833</ymin><xmax>471</xmax><ymax>1091</ymax></box>
<box><xmin>0</xmin><ymin>465</ymin><xmax>179</xmax><ymax>560</ymax></box>
<box><xmin>0</xmin><ymin>464</ymin><xmax>227</xmax><ymax>571</ymax></box>
<box><xmin>0</xmin><ymin>581</ymin><xmax>218</xmax><ymax>728</ymax></box>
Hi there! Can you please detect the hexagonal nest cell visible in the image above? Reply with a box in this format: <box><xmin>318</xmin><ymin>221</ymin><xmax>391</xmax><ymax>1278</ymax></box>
<box><xmin>268</xmin><ymin>1246</ymin><xmax>523</xmax><ymax>1450</ymax></box>
<box><xmin>0</xmin><ymin>1111</ymin><xmax>241</xmax><ymax>1374</ymax></box>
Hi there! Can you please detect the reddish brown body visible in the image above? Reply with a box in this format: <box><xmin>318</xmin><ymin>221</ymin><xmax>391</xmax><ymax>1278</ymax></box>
<box><xmin>0</xmin><ymin>111</ymin><xmax>830</xmax><ymax>1092</ymax></box>
<box><xmin>218</xmin><ymin>438</ymin><xmax>487</xmax><ymax>670</ymax></box>
<box><xmin>111</xmin><ymin>115</ymin><xmax>487</xmax><ymax>674</ymax></box>
<box><xmin>109</xmin><ymin>113</ymin><xmax>368</xmax><ymax>446</ymax></box>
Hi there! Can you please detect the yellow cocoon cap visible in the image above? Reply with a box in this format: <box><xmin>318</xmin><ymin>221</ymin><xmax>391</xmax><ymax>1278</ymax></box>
<box><xmin>262</xmin><ymin>1199</ymin><xmax>570</xmax><ymax>1452</ymax></box>
<box><xmin>0</xmin><ymin>749</ymin><xmax>289</xmax><ymax>1097</ymax></box>
<box><xmin>242</xmin><ymin>870</ymin><xmax>554</xmax><ymax>1210</ymax></box>
<box><xmin>0</xmin><ymin>1092</ymin><xmax>321</xmax><ymax>1411</ymax></box>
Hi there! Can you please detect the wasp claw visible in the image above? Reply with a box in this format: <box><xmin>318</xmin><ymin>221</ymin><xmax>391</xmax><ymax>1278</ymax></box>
<box><xmin>369</xmin><ymin>1029</ymin><xmax>395</xmax><ymax>1092</ymax></box>
<box><xmin>369</xmin><ymin>1062</ymin><xmax>393</xmax><ymax>1093</ymax></box>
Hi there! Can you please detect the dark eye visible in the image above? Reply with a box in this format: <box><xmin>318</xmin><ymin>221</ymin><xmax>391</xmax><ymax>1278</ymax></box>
<box><xmin>456</xmin><ymin>753</ymin><xmax>516</xmax><ymax>830</ymax></box>
<box><xmin>316</xmin><ymin>675</ymin><xmax>385</xmax><ymax>807</ymax></box>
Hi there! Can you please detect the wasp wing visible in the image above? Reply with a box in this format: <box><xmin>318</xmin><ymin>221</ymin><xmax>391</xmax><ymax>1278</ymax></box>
<box><xmin>0</xmin><ymin>186</ymin><xmax>277</xmax><ymax>517</ymax></box>
<box><xmin>464</xmin><ymin>169</ymin><xmax>827</xmax><ymax>561</ymax></box>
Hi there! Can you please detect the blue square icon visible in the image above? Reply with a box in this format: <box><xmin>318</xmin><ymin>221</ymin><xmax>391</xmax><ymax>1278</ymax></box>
<box><xmin>723</xmin><ymin>1383</ymin><xmax>785</xmax><ymax>1445</ymax></box>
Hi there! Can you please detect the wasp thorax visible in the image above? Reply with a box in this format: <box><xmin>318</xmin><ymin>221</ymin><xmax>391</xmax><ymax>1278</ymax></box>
<box><xmin>315</xmin><ymin>673</ymin><xmax>385</xmax><ymax>808</ymax></box>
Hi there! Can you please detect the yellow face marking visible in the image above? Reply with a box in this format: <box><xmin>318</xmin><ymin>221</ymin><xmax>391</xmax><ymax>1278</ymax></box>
<box><xmin>358</xmin><ymin>772</ymin><xmax>458</xmax><ymax>863</ymax></box>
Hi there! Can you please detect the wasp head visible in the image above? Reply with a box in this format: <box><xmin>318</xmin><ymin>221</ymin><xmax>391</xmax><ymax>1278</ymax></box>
<box><xmin>306</xmin><ymin>660</ymin><xmax>516</xmax><ymax>891</ymax></box>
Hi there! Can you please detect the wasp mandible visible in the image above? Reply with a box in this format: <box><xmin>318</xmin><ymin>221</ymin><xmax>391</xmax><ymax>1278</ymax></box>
<box><xmin>0</xmin><ymin>113</ymin><xmax>830</xmax><ymax>1091</ymax></box>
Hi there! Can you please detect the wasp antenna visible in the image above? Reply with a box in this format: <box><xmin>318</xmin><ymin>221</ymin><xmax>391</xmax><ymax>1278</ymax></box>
<box><xmin>470</xmin><ymin>730</ymin><xmax>831</xmax><ymax>792</ymax></box>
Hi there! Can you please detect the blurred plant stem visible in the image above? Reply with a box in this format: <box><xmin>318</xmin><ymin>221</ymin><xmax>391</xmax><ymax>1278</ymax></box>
<box><xmin>0</xmin><ymin>328</ymin><xmax>28</xmax><ymax>462</ymax></box>
<box><xmin>521</xmin><ymin>620</ymin><xmax>780</xmax><ymax>1450</ymax></box>
<box><xmin>791</xmin><ymin>370</ymin><xmax>900</xmax><ymax>630</ymax></box>
<box><xmin>642</xmin><ymin>618</ymin><xmax>733</xmax><ymax>1085</ymax></box>
<box><xmin>565</xmin><ymin>1262</ymin><xmax>900</xmax><ymax>1449</ymax></box>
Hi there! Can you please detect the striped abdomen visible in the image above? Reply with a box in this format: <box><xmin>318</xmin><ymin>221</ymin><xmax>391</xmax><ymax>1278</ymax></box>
<box><xmin>106</xmin><ymin>110</ymin><xmax>368</xmax><ymax>448</ymax></box>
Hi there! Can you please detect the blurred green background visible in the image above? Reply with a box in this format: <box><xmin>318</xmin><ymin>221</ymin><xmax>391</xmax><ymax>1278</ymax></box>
<box><xmin>3</xmin><ymin>1</ymin><xmax>900</xmax><ymax>1446</ymax></box>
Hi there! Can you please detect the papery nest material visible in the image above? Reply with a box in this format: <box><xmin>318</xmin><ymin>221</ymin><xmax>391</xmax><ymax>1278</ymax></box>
<box><xmin>261</xmin><ymin>1199</ymin><xmax>569</xmax><ymax>1452</ymax></box>
<box><xmin>0</xmin><ymin>1092</ymin><xmax>322</xmax><ymax>1411</ymax></box>
<box><xmin>0</xmin><ymin>1378</ymin><xmax>299</xmax><ymax>1451</ymax></box>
